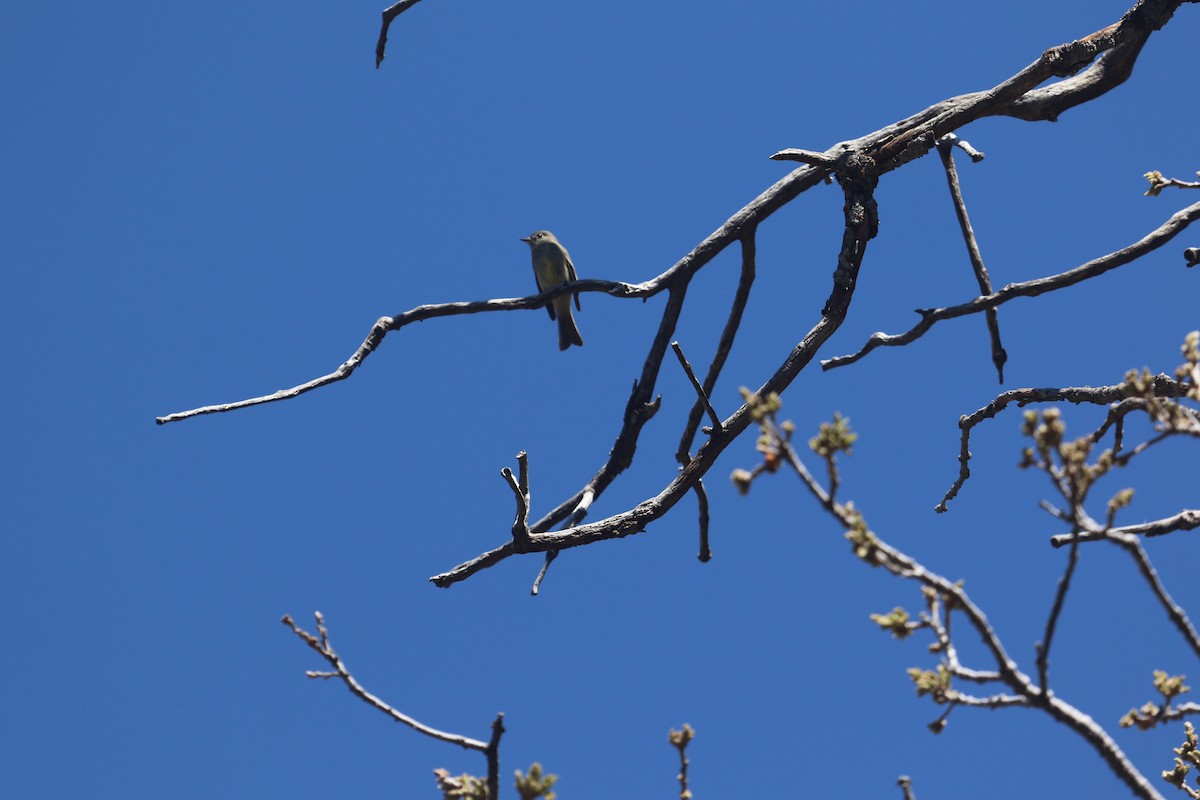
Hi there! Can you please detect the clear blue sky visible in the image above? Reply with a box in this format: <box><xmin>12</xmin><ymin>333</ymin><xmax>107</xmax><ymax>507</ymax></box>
<box><xmin>3</xmin><ymin>2</ymin><xmax>1197</xmax><ymax>798</ymax></box>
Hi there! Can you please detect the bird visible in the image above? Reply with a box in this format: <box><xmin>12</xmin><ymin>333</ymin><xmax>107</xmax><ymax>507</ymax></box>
<box><xmin>521</xmin><ymin>230</ymin><xmax>583</xmax><ymax>350</ymax></box>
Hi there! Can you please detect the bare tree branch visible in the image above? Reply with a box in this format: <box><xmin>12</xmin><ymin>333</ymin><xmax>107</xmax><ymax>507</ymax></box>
<box><xmin>430</xmin><ymin>160</ymin><xmax>879</xmax><ymax>586</ymax></box>
<box><xmin>1036</xmin><ymin>536</ymin><xmax>1082</xmax><ymax>691</ymax></box>
<box><xmin>949</xmin><ymin>692</ymin><xmax>1030</xmax><ymax>708</ymax></box>
<box><xmin>1049</xmin><ymin>509</ymin><xmax>1200</xmax><ymax>547</ymax></box>
<box><xmin>530</xmin><ymin>549</ymin><xmax>557</xmax><ymax>596</ymax></box>
<box><xmin>1168</xmin><ymin>702</ymin><xmax>1200</xmax><ymax>719</ymax></box>
<box><xmin>484</xmin><ymin>716</ymin><xmax>504</xmax><ymax>800</ymax></box>
<box><xmin>778</xmin><ymin>445</ymin><xmax>1169</xmax><ymax>799</ymax></box>
<box><xmin>935</xmin><ymin>134</ymin><xmax>1006</xmax><ymax>382</ymax></box>
<box><xmin>938</xmin><ymin>377</ymin><xmax>1191</xmax><ymax>511</ymax></box>
<box><xmin>161</xmin><ymin>1</ymin><xmax>1194</xmax><ymax>430</ymax></box>
<box><xmin>503</xmin><ymin>451</ymin><xmax>532</xmax><ymax>553</ymax></box>
<box><xmin>672</xmin><ymin>341</ymin><xmax>722</xmax><ymax>434</ymax></box>
<box><xmin>1116</xmin><ymin>536</ymin><xmax>1200</xmax><ymax>659</ymax></box>
<box><xmin>824</xmin><ymin>200</ymin><xmax>1200</xmax><ymax>373</ymax></box>
<box><xmin>255</xmin><ymin>3</ymin><xmax>1198</xmax><ymax>796</ymax></box>
<box><xmin>280</xmin><ymin>612</ymin><xmax>494</xmax><ymax>752</ymax></box>
<box><xmin>282</xmin><ymin>611</ymin><xmax>508</xmax><ymax>797</ymax></box>
<box><xmin>1145</xmin><ymin>170</ymin><xmax>1200</xmax><ymax>195</ymax></box>
<box><xmin>690</xmin><ymin>480</ymin><xmax>713</xmax><ymax>563</ymax></box>
<box><xmin>376</xmin><ymin>0</ymin><xmax>427</xmax><ymax>69</ymax></box>
<box><xmin>668</xmin><ymin>724</ymin><xmax>695</xmax><ymax>800</ymax></box>
<box><xmin>886</xmin><ymin>546</ymin><xmax>1159</xmax><ymax>797</ymax></box>
<box><xmin>154</xmin><ymin>278</ymin><xmax>654</xmax><ymax>425</ymax></box>
<box><xmin>676</xmin><ymin>230</ymin><xmax>757</xmax><ymax>463</ymax></box>
<box><xmin>158</xmin><ymin>0</ymin><xmax>1195</xmax><ymax>607</ymax></box>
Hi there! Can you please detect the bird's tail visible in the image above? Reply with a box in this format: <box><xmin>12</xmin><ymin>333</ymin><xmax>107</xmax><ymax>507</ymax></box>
<box><xmin>557</xmin><ymin>311</ymin><xmax>584</xmax><ymax>351</ymax></box>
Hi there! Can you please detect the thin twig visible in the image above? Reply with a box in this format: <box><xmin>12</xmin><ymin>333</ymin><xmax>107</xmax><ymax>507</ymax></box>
<box><xmin>693</xmin><ymin>480</ymin><xmax>712</xmax><ymax>562</ymax></box>
<box><xmin>1049</xmin><ymin>508</ymin><xmax>1200</xmax><ymax>546</ymax></box>
<box><xmin>1115</xmin><ymin>536</ymin><xmax>1200</xmax><ymax>659</ymax></box>
<box><xmin>672</xmin><ymin>341</ymin><xmax>722</xmax><ymax>433</ymax></box>
<box><xmin>668</xmin><ymin>724</ymin><xmax>695</xmax><ymax>800</ymax></box>
<box><xmin>676</xmin><ymin>229</ymin><xmax>757</xmax><ymax>463</ymax></box>
<box><xmin>951</xmin><ymin>692</ymin><xmax>1031</xmax><ymax>708</ymax></box>
<box><xmin>1092</xmin><ymin>397</ymin><xmax>1150</xmax><ymax>454</ymax></box>
<box><xmin>485</xmin><ymin>714</ymin><xmax>504</xmax><ymax>800</ymax></box>
<box><xmin>281</xmin><ymin>612</ymin><xmax>489</xmax><ymax>752</ymax></box>
<box><xmin>924</xmin><ymin>594</ymin><xmax>1002</xmax><ymax>684</ymax></box>
<box><xmin>769</xmin><ymin>148</ymin><xmax>837</xmax><ymax>168</ymax></box>
<box><xmin>1039</xmin><ymin>499</ymin><xmax>1071</xmax><ymax>522</ymax></box>
<box><xmin>950</xmin><ymin>665</ymin><xmax>1005</xmax><ymax>683</ymax></box>
<box><xmin>530</xmin><ymin>549</ymin><xmax>557</xmax><ymax>596</ymax></box>
<box><xmin>1036</xmin><ymin>534</ymin><xmax>1083</xmax><ymax>690</ymax></box>
<box><xmin>779</xmin><ymin>435</ymin><xmax>831</xmax><ymax>509</ymax></box>
<box><xmin>825</xmin><ymin>449</ymin><xmax>841</xmax><ymax>503</ymax></box>
<box><xmin>936</xmin><ymin>135</ymin><xmax>1006</xmax><ymax>382</ymax></box>
<box><xmin>938</xmin><ymin>133</ymin><xmax>986</xmax><ymax>162</ymax></box>
<box><xmin>1145</xmin><ymin>170</ymin><xmax>1200</xmax><ymax>194</ymax></box>
<box><xmin>1114</xmin><ymin>430</ymin><xmax>1175</xmax><ymax>465</ymax></box>
<box><xmin>503</xmin><ymin>451</ymin><xmax>532</xmax><ymax>553</ymax></box>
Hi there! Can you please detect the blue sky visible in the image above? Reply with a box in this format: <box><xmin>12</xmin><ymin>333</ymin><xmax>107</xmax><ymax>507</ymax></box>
<box><xmin>3</xmin><ymin>2</ymin><xmax>1198</xmax><ymax>798</ymax></box>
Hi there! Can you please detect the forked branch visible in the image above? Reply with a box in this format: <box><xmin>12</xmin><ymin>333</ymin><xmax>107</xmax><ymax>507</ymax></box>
<box><xmin>938</xmin><ymin>376</ymin><xmax>1192</xmax><ymax>512</ymax></box>
<box><xmin>281</xmin><ymin>611</ymin><xmax>504</xmax><ymax>796</ymax></box>
<box><xmin>158</xmin><ymin>0</ymin><xmax>1195</xmax><ymax>595</ymax></box>
<box><xmin>769</xmin><ymin>430</ymin><xmax>1168</xmax><ymax>799</ymax></box>
<box><xmin>824</xmin><ymin>200</ymin><xmax>1200</xmax><ymax>373</ymax></box>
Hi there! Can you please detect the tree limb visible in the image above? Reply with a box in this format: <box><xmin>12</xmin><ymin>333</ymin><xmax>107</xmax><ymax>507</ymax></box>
<box><xmin>938</xmin><ymin>377</ymin><xmax>1191</xmax><ymax>512</ymax></box>
<box><xmin>376</xmin><ymin>0</ymin><xmax>427</xmax><ymax>69</ymax></box>
<box><xmin>824</xmin><ymin>200</ymin><xmax>1200</xmax><ymax>373</ymax></box>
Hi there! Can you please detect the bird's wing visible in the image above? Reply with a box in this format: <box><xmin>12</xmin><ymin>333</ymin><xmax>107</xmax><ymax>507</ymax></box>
<box><xmin>533</xmin><ymin>255</ymin><xmax>556</xmax><ymax>320</ymax></box>
<box><xmin>564</xmin><ymin>252</ymin><xmax>581</xmax><ymax>311</ymax></box>
<box><xmin>540</xmin><ymin>276</ymin><xmax>556</xmax><ymax>320</ymax></box>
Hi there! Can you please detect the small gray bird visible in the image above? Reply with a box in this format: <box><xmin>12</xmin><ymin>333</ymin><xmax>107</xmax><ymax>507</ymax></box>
<box><xmin>521</xmin><ymin>230</ymin><xmax>583</xmax><ymax>350</ymax></box>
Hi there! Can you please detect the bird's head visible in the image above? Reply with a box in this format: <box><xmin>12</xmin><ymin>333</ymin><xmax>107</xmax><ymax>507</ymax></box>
<box><xmin>520</xmin><ymin>230</ymin><xmax>557</xmax><ymax>247</ymax></box>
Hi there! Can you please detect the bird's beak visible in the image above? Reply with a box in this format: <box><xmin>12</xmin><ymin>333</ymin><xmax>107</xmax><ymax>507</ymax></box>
<box><xmin>519</xmin><ymin>236</ymin><xmax>532</xmax><ymax>243</ymax></box>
